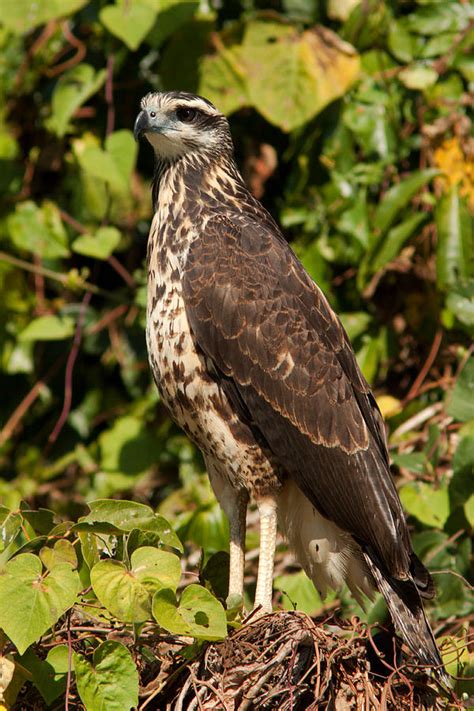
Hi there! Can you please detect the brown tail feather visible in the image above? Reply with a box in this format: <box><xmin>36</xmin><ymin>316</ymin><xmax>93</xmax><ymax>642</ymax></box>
<box><xmin>363</xmin><ymin>552</ymin><xmax>451</xmax><ymax>688</ymax></box>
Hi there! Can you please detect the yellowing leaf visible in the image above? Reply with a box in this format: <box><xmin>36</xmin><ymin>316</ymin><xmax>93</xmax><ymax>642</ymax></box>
<box><xmin>198</xmin><ymin>21</ymin><xmax>359</xmax><ymax>131</ymax></box>
<box><xmin>376</xmin><ymin>395</ymin><xmax>402</xmax><ymax>419</ymax></box>
<box><xmin>243</xmin><ymin>23</ymin><xmax>360</xmax><ymax>132</ymax></box>
<box><xmin>434</xmin><ymin>137</ymin><xmax>474</xmax><ymax>211</ymax></box>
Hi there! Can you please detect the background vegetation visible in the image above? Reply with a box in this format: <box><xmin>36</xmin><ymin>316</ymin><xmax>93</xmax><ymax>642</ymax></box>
<box><xmin>0</xmin><ymin>0</ymin><xmax>472</xmax><ymax>707</ymax></box>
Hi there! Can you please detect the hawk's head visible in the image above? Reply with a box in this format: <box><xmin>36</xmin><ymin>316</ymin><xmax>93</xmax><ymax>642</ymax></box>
<box><xmin>134</xmin><ymin>92</ymin><xmax>232</xmax><ymax>161</ymax></box>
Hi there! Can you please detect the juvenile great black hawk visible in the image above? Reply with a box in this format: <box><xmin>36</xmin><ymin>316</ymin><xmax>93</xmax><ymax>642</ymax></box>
<box><xmin>134</xmin><ymin>91</ymin><xmax>448</xmax><ymax>683</ymax></box>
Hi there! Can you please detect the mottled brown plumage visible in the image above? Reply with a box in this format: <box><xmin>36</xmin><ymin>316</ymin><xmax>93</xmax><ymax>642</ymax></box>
<box><xmin>135</xmin><ymin>91</ymin><xmax>448</xmax><ymax>685</ymax></box>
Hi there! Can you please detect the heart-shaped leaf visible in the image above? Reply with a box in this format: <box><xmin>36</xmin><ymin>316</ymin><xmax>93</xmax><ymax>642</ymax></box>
<box><xmin>100</xmin><ymin>0</ymin><xmax>157</xmax><ymax>51</ymax></box>
<box><xmin>72</xmin><ymin>227</ymin><xmax>121</xmax><ymax>260</ymax></box>
<box><xmin>80</xmin><ymin>498</ymin><xmax>182</xmax><ymax>551</ymax></box>
<box><xmin>74</xmin><ymin>641</ymin><xmax>138</xmax><ymax>711</ymax></box>
<box><xmin>7</xmin><ymin>200</ymin><xmax>70</xmax><ymax>259</ymax></box>
<box><xmin>243</xmin><ymin>23</ymin><xmax>360</xmax><ymax>132</ymax></box>
<box><xmin>76</xmin><ymin>131</ymin><xmax>137</xmax><ymax>194</ymax></box>
<box><xmin>48</xmin><ymin>64</ymin><xmax>106</xmax><ymax>137</ymax></box>
<box><xmin>152</xmin><ymin>584</ymin><xmax>227</xmax><ymax>641</ymax></box>
<box><xmin>400</xmin><ymin>481</ymin><xmax>450</xmax><ymax>529</ymax></box>
<box><xmin>0</xmin><ymin>554</ymin><xmax>81</xmax><ymax>654</ymax></box>
<box><xmin>40</xmin><ymin>540</ymin><xmax>78</xmax><ymax>571</ymax></box>
<box><xmin>20</xmin><ymin>646</ymin><xmax>69</xmax><ymax>705</ymax></box>
<box><xmin>90</xmin><ymin>547</ymin><xmax>181</xmax><ymax>623</ymax></box>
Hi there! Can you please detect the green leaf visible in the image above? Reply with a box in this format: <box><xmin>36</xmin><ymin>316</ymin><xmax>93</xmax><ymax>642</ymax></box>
<box><xmin>450</xmin><ymin>435</ymin><xmax>474</xmax><ymax>522</ymax></box>
<box><xmin>7</xmin><ymin>200</ymin><xmax>70</xmax><ymax>258</ymax></box>
<box><xmin>40</xmin><ymin>540</ymin><xmax>78</xmax><ymax>571</ymax></box>
<box><xmin>274</xmin><ymin>570</ymin><xmax>323</xmax><ymax>615</ymax></box>
<box><xmin>153</xmin><ymin>584</ymin><xmax>227</xmax><ymax>640</ymax></box>
<box><xmin>399</xmin><ymin>65</ymin><xmax>439</xmax><ymax>90</ymax></box>
<box><xmin>82</xmin><ymin>499</ymin><xmax>182</xmax><ymax>551</ymax></box>
<box><xmin>74</xmin><ymin>641</ymin><xmax>138</xmax><ymax>711</ymax></box>
<box><xmin>19</xmin><ymin>315</ymin><xmax>75</xmax><ymax>342</ymax></box>
<box><xmin>387</xmin><ymin>19</ymin><xmax>421</xmax><ymax>63</ymax></box>
<box><xmin>370</xmin><ymin>213</ymin><xmax>427</xmax><ymax>273</ymax></box>
<box><xmin>106</xmin><ymin>130</ymin><xmax>138</xmax><ymax>190</ymax></box>
<box><xmin>447</xmin><ymin>358</ymin><xmax>474</xmax><ymax>422</ymax></box>
<box><xmin>446</xmin><ymin>281</ymin><xmax>474</xmax><ymax>330</ymax></box>
<box><xmin>0</xmin><ymin>554</ymin><xmax>81</xmax><ymax>654</ymax></box>
<box><xmin>199</xmin><ymin>44</ymin><xmax>249</xmax><ymax>116</ymax></box>
<box><xmin>436</xmin><ymin>187</ymin><xmax>473</xmax><ymax>290</ymax></box>
<box><xmin>98</xmin><ymin>415</ymin><xmax>163</xmax><ymax>476</ymax></box>
<box><xmin>339</xmin><ymin>312</ymin><xmax>371</xmax><ymax>341</ymax></box>
<box><xmin>90</xmin><ymin>560</ymin><xmax>151</xmax><ymax>623</ymax></box>
<box><xmin>243</xmin><ymin>23</ymin><xmax>360</xmax><ymax>132</ymax></box>
<box><xmin>391</xmin><ymin>452</ymin><xmax>427</xmax><ymax>475</ymax></box>
<box><xmin>131</xmin><ymin>546</ymin><xmax>181</xmax><ymax>591</ymax></box>
<box><xmin>20</xmin><ymin>646</ymin><xmax>69</xmax><ymax>705</ymax></box>
<box><xmin>90</xmin><ymin>547</ymin><xmax>181</xmax><ymax>622</ymax></box>
<box><xmin>373</xmin><ymin>169</ymin><xmax>439</xmax><ymax>234</ymax></box>
<box><xmin>0</xmin><ymin>508</ymin><xmax>23</xmax><ymax>553</ymax></box>
<box><xmin>48</xmin><ymin>64</ymin><xmax>106</xmax><ymax>137</ymax></box>
<box><xmin>76</xmin><ymin>131</ymin><xmax>137</xmax><ymax>194</ymax></box>
<box><xmin>147</xmin><ymin>0</ymin><xmax>199</xmax><ymax>48</ymax></box>
<box><xmin>100</xmin><ymin>0</ymin><xmax>157</xmax><ymax>51</ymax></box>
<box><xmin>405</xmin><ymin>3</ymin><xmax>470</xmax><ymax>36</ymax></box>
<box><xmin>399</xmin><ymin>481</ymin><xmax>450</xmax><ymax>529</ymax></box>
<box><xmin>73</xmin><ymin>227</ymin><xmax>121</xmax><ymax>260</ymax></box>
<box><xmin>465</xmin><ymin>494</ymin><xmax>474</xmax><ymax>528</ymax></box>
<box><xmin>79</xmin><ymin>531</ymin><xmax>100</xmax><ymax>570</ymax></box>
<box><xmin>1</xmin><ymin>0</ymin><xmax>88</xmax><ymax>33</ymax></box>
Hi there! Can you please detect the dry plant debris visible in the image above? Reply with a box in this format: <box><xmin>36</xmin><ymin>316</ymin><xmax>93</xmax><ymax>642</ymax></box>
<box><xmin>154</xmin><ymin>611</ymin><xmax>461</xmax><ymax>710</ymax></box>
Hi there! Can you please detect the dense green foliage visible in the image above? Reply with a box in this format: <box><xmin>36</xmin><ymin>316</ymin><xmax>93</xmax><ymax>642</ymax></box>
<box><xmin>0</xmin><ymin>0</ymin><xmax>473</xmax><ymax>707</ymax></box>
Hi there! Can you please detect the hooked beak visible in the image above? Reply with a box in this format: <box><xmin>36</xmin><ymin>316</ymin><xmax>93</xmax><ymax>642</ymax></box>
<box><xmin>134</xmin><ymin>111</ymin><xmax>150</xmax><ymax>141</ymax></box>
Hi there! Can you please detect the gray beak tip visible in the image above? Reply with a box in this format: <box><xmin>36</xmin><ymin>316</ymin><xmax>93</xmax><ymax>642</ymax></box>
<box><xmin>134</xmin><ymin>111</ymin><xmax>149</xmax><ymax>142</ymax></box>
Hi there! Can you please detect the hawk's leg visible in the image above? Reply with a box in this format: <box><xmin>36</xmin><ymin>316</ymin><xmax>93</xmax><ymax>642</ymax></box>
<box><xmin>253</xmin><ymin>497</ymin><xmax>277</xmax><ymax>614</ymax></box>
<box><xmin>227</xmin><ymin>488</ymin><xmax>249</xmax><ymax>602</ymax></box>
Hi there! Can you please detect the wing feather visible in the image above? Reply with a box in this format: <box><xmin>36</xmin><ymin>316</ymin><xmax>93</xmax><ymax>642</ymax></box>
<box><xmin>183</xmin><ymin>214</ymin><xmax>411</xmax><ymax>577</ymax></box>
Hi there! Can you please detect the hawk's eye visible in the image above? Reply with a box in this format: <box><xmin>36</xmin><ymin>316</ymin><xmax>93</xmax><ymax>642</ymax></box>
<box><xmin>176</xmin><ymin>107</ymin><xmax>197</xmax><ymax>123</ymax></box>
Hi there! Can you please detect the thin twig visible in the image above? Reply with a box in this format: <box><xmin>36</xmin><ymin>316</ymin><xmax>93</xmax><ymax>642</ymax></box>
<box><xmin>65</xmin><ymin>611</ymin><xmax>73</xmax><ymax>711</ymax></box>
<box><xmin>105</xmin><ymin>54</ymin><xmax>115</xmax><ymax>137</ymax></box>
<box><xmin>108</xmin><ymin>254</ymin><xmax>136</xmax><ymax>287</ymax></box>
<box><xmin>0</xmin><ymin>250</ymin><xmax>126</xmax><ymax>303</ymax></box>
<box><xmin>0</xmin><ymin>356</ymin><xmax>65</xmax><ymax>447</ymax></box>
<box><xmin>405</xmin><ymin>329</ymin><xmax>443</xmax><ymax>402</ymax></box>
<box><xmin>45</xmin><ymin>21</ymin><xmax>86</xmax><ymax>77</ymax></box>
<box><xmin>48</xmin><ymin>290</ymin><xmax>93</xmax><ymax>445</ymax></box>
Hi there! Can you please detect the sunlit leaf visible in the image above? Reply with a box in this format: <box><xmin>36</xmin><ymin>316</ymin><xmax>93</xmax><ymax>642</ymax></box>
<box><xmin>447</xmin><ymin>357</ymin><xmax>474</xmax><ymax>422</ymax></box>
<box><xmin>399</xmin><ymin>481</ymin><xmax>450</xmax><ymax>529</ymax></box>
<box><xmin>90</xmin><ymin>547</ymin><xmax>181</xmax><ymax>622</ymax></box>
<box><xmin>152</xmin><ymin>584</ymin><xmax>227</xmax><ymax>640</ymax></box>
<box><xmin>48</xmin><ymin>65</ymin><xmax>106</xmax><ymax>137</ymax></box>
<box><xmin>100</xmin><ymin>0</ymin><xmax>157</xmax><ymax>51</ymax></box>
<box><xmin>81</xmin><ymin>499</ymin><xmax>182</xmax><ymax>551</ymax></box>
<box><xmin>7</xmin><ymin>201</ymin><xmax>70</xmax><ymax>259</ymax></box>
<box><xmin>19</xmin><ymin>315</ymin><xmax>75</xmax><ymax>342</ymax></box>
<box><xmin>373</xmin><ymin>169</ymin><xmax>439</xmax><ymax>234</ymax></box>
<box><xmin>74</xmin><ymin>641</ymin><xmax>138</xmax><ymax>711</ymax></box>
<box><xmin>274</xmin><ymin>570</ymin><xmax>323</xmax><ymax>615</ymax></box>
<box><xmin>73</xmin><ymin>227</ymin><xmax>121</xmax><ymax>260</ymax></box>
<box><xmin>0</xmin><ymin>554</ymin><xmax>81</xmax><ymax>654</ymax></box>
<box><xmin>243</xmin><ymin>23</ymin><xmax>360</xmax><ymax>132</ymax></box>
<box><xmin>1</xmin><ymin>0</ymin><xmax>88</xmax><ymax>33</ymax></box>
<box><xmin>436</xmin><ymin>187</ymin><xmax>473</xmax><ymax>290</ymax></box>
